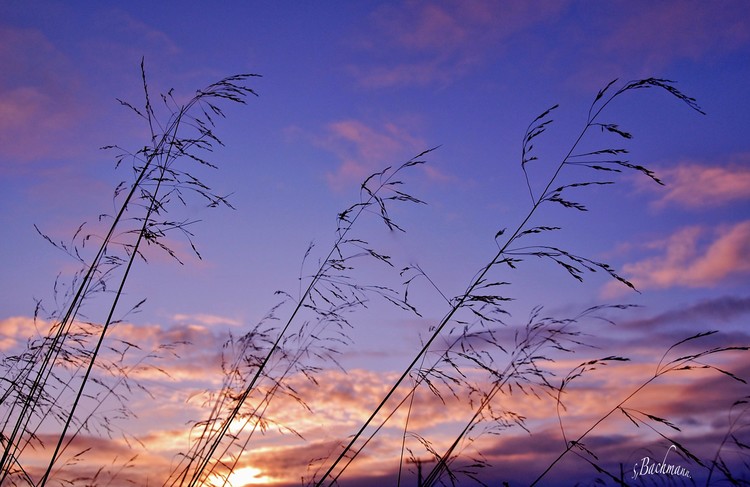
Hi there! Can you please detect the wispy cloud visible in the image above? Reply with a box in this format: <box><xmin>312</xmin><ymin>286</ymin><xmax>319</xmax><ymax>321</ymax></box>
<box><xmin>0</xmin><ymin>316</ymin><xmax>38</xmax><ymax>351</ymax></box>
<box><xmin>3</xmin><ymin>311</ymin><xmax>745</xmax><ymax>485</ymax></box>
<box><xmin>562</xmin><ymin>1</ymin><xmax>750</xmax><ymax>91</ymax></box>
<box><xmin>621</xmin><ymin>295</ymin><xmax>750</xmax><ymax>332</ymax></box>
<box><xmin>98</xmin><ymin>8</ymin><xmax>180</xmax><ymax>57</ymax></box>
<box><xmin>604</xmin><ymin>221</ymin><xmax>750</xmax><ymax>296</ymax></box>
<box><xmin>643</xmin><ymin>158</ymin><xmax>750</xmax><ymax>209</ymax></box>
<box><xmin>600</xmin><ymin>0</ymin><xmax>750</xmax><ymax>71</ymax></box>
<box><xmin>0</xmin><ymin>26</ymin><xmax>85</xmax><ymax>163</ymax></box>
<box><xmin>171</xmin><ymin>312</ymin><xmax>242</xmax><ymax>328</ymax></box>
<box><xmin>17</xmin><ymin>433</ymin><xmax>170</xmax><ymax>486</ymax></box>
<box><xmin>351</xmin><ymin>1</ymin><xmax>750</xmax><ymax>91</ymax></box>
<box><xmin>0</xmin><ymin>315</ymin><xmax>228</xmax><ymax>385</ymax></box>
<box><xmin>350</xmin><ymin>1</ymin><xmax>568</xmax><ymax>88</ymax></box>
<box><xmin>0</xmin><ymin>8</ymin><xmax>183</xmax><ymax>168</ymax></box>
<box><xmin>304</xmin><ymin>119</ymin><xmax>425</xmax><ymax>190</ymax></box>
<box><xmin>83</xmin><ymin>8</ymin><xmax>181</xmax><ymax>79</ymax></box>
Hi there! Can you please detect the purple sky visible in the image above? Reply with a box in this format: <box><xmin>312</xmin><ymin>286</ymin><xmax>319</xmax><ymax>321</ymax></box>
<box><xmin>2</xmin><ymin>1</ymin><xmax>750</xmax><ymax>486</ymax></box>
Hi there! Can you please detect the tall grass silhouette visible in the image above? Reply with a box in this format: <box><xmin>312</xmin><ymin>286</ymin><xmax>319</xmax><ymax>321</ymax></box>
<box><xmin>1</xmin><ymin>66</ymin><xmax>748</xmax><ymax>487</ymax></box>
<box><xmin>166</xmin><ymin>153</ymin><xmax>432</xmax><ymax>487</ymax></box>
<box><xmin>309</xmin><ymin>79</ymin><xmax>748</xmax><ymax>487</ymax></box>
<box><xmin>0</xmin><ymin>60</ymin><xmax>259</xmax><ymax>486</ymax></box>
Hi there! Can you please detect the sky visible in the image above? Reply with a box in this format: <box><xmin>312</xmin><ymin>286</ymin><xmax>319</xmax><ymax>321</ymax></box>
<box><xmin>1</xmin><ymin>1</ymin><xmax>750</xmax><ymax>486</ymax></box>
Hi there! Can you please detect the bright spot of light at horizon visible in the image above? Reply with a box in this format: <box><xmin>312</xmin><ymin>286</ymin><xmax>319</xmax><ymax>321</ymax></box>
<box><xmin>212</xmin><ymin>466</ymin><xmax>272</xmax><ymax>486</ymax></box>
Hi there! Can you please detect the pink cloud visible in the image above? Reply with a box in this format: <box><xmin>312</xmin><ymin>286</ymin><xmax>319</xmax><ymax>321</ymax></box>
<box><xmin>0</xmin><ymin>315</ymin><xmax>228</xmax><ymax>385</ymax></box>
<box><xmin>171</xmin><ymin>312</ymin><xmax>242</xmax><ymax>327</ymax></box>
<box><xmin>563</xmin><ymin>1</ymin><xmax>750</xmax><ymax>92</ymax></box>
<box><xmin>3</xmin><ymin>314</ymin><xmax>747</xmax><ymax>485</ymax></box>
<box><xmin>353</xmin><ymin>1</ymin><xmax>568</xmax><ymax>88</ymax></box>
<box><xmin>310</xmin><ymin>119</ymin><xmax>425</xmax><ymax>190</ymax></box>
<box><xmin>601</xmin><ymin>0</ymin><xmax>750</xmax><ymax>71</ymax></box>
<box><xmin>387</xmin><ymin>3</ymin><xmax>467</xmax><ymax>50</ymax></box>
<box><xmin>0</xmin><ymin>11</ymin><xmax>183</xmax><ymax>168</ymax></box>
<box><xmin>349</xmin><ymin>58</ymin><xmax>466</xmax><ymax>89</ymax></box>
<box><xmin>0</xmin><ymin>26</ymin><xmax>85</xmax><ymax>163</ymax></box>
<box><xmin>421</xmin><ymin>162</ymin><xmax>455</xmax><ymax>183</ymax></box>
<box><xmin>644</xmin><ymin>158</ymin><xmax>750</xmax><ymax>209</ymax></box>
<box><xmin>8</xmin><ymin>431</ymin><xmax>176</xmax><ymax>487</ymax></box>
<box><xmin>604</xmin><ymin>221</ymin><xmax>750</xmax><ymax>296</ymax></box>
<box><xmin>0</xmin><ymin>316</ymin><xmax>39</xmax><ymax>350</ymax></box>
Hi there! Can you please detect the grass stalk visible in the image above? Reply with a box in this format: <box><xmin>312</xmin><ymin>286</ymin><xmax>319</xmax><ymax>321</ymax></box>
<box><xmin>167</xmin><ymin>150</ymin><xmax>432</xmax><ymax>487</ymax></box>
<box><xmin>315</xmin><ymin>78</ymin><xmax>705</xmax><ymax>486</ymax></box>
<box><xmin>0</xmin><ymin>59</ymin><xmax>258</xmax><ymax>486</ymax></box>
<box><xmin>530</xmin><ymin>331</ymin><xmax>749</xmax><ymax>485</ymax></box>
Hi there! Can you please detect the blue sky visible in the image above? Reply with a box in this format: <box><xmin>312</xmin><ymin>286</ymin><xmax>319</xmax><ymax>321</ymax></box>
<box><xmin>1</xmin><ymin>1</ymin><xmax>750</xmax><ymax>486</ymax></box>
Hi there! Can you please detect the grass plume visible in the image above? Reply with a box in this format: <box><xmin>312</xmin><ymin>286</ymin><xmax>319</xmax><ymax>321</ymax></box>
<box><xmin>2</xmin><ymin>70</ymin><xmax>747</xmax><ymax>487</ymax></box>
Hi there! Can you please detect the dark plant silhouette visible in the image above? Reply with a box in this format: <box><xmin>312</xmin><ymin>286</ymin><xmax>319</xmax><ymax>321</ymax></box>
<box><xmin>0</xmin><ymin>59</ymin><xmax>259</xmax><ymax>486</ymax></box>
<box><xmin>309</xmin><ymin>79</ymin><xmax>747</xmax><ymax>487</ymax></box>
<box><xmin>1</xmin><ymin>67</ymin><xmax>747</xmax><ymax>487</ymax></box>
<box><xmin>165</xmin><ymin>151</ymin><xmax>431</xmax><ymax>487</ymax></box>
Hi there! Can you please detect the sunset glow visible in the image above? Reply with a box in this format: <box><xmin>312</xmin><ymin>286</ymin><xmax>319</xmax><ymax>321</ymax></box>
<box><xmin>216</xmin><ymin>466</ymin><xmax>272</xmax><ymax>486</ymax></box>
<box><xmin>2</xmin><ymin>1</ymin><xmax>750</xmax><ymax>486</ymax></box>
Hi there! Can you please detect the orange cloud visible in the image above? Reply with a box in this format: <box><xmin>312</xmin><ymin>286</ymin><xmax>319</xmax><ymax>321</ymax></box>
<box><xmin>0</xmin><ymin>315</ymin><xmax>39</xmax><ymax>350</ymax></box>
<box><xmin>644</xmin><ymin>159</ymin><xmax>750</xmax><ymax>209</ymax></box>
<box><xmin>475</xmin><ymin>332</ymin><xmax>750</xmax><ymax>484</ymax></box>
<box><xmin>604</xmin><ymin>221</ymin><xmax>750</xmax><ymax>296</ymax></box>
<box><xmin>5</xmin><ymin>346</ymin><xmax>746</xmax><ymax>485</ymax></box>
<box><xmin>3</xmin><ymin>308</ymin><xmax>747</xmax><ymax>485</ymax></box>
<box><xmin>0</xmin><ymin>315</ymin><xmax>229</xmax><ymax>387</ymax></box>
<box><xmin>18</xmin><ymin>433</ymin><xmax>175</xmax><ymax>486</ymax></box>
